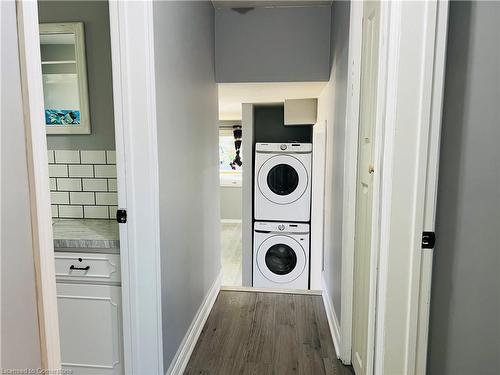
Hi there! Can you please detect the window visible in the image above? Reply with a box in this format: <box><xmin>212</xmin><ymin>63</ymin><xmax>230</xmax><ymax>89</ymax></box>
<box><xmin>219</xmin><ymin>128</ymin><xmax>242</xmax><ymax>186</ymax></box>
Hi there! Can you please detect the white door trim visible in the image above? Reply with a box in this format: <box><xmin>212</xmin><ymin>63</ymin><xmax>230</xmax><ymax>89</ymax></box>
<box><xmin>339</xmin><ymin>0</ymin><xmax>363</xmax><ymax>363</ymax></box>
<box><xmin>108</xmin><ymin>2</ymin><xmax>163</xmax><ymax>374</ymax></box>
<box><xmin>16</xmin><ymin>1</ymin><xmax>164</xmax><ymax>373</ymax></box>
<box><xmin>373</xmin><ymin>2</ymin><xmax>449</xmax><ymax>374</ymax></box>
<box><xmin>15</xmin><ymin>1</ymin><xmax>61</xmax><ymax>368</ymax></box>
<box><xmin>415</xmin><ymin>2</ymin><xmax>449</xmax><ymax>373</ymax></box>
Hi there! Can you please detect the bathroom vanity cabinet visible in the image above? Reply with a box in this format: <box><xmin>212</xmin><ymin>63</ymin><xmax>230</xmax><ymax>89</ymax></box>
<box><xmin>53</xmin><ymin>219</ymin><xmax>123</xmax><ymax>375</ymax></box>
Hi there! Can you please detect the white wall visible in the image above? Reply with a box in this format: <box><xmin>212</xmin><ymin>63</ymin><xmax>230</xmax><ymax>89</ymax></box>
<box><xmin>220</xmin><ymin>186</ymin><xmax>242</xmax><ymax>221</ymax></box>
<box><xmin>1</xmin><ymin>0</ymin><xmax>42</xmax><ymax>368</ymax></box>
<box><xmin>215</xmin><ymin>6</ymin><xmax>331</xmax><ymax>82</ymax></box>
<box><xmin>428</xmin><ymin>2</ymin><xmax>500</xmax><ymax>374</ymax></box>
<box><xmin>320</xmin><ymin>0</ymin><xmax>351</xmax><ymax>321</ymax></box>
<box><xmin>310</xmin><ymin>96</ymin><xmax>327</xmax><ymax>290</ymax></box>
<box><xmin>152</xmin><ymin>1</ymin><xmax>221</xmax><ymax>370</ymax></box>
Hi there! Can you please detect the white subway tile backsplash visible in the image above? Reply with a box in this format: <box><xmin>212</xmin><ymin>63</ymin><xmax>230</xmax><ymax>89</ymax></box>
<box><xmin>96</xmin><ymin>192</ymin><xmax>118</xmax><ymax>206</ymax></box>
<box><xmin>47</xmin><ymin>150</ymin><xmax>55</xmax><ymax>164</ymax></box>
<box><xmin>49</xmin><ymin>164</ymin><xmax>68</xmax><ymax>178</ymax></box>
<box><xmin>57</xmin><ymin>178</ymin><xmax>82</xmax><ymax>191</ymax></box>
<box><xmin>51</xmin><ymin>192</ymin><xmax>69</xmax><ymax>205</ymax></box>
<box><xmin>94</xmin><ymin>165</ymin><xmax>116</xmax><ymax>178</ymax></box>
<box><xmin>106</xmin><ymin>151</ymin><xmax>116</xmax><ymax>164</ymax></box>
<box><xmin>55</xmin><ymin>150</ymin><xmax>80</xmax><ymax>164</ymax></box>
<box><xmin>48</xmin><ymin>150</ymin><xmax>117</xmax><ymax>218</ymax></box>
<box><xmin>81</xmin><ymin>151</ymin><xmax>106</xmax><ymax>164</ymax></box>
<box><xmin>107</xmin><ymin>179</ymin><xmax>117</xmax><ymax>192</ymax></box>
<box><xmin>59</xmin><ymin>205</ymin><xmax>83</xmax><ymax>218</ymax></box>
<box><xmin>108</xmin><ymin>206</ymin><xmax>118</xmax><ymax>219</ymax></box>
<box><xmin>84</xmin><ymin>206</ymin><xmax>109</xmax><ymax>219</ymax></box>
<box><xmin>70</xmin><ymin>192</ymin><xmax>95</xmax><ymax>205</ymax></box>
<box><xmin>82</xmin><ymin>179</ymin><xmax>108</xmax><ymax>192</ymax></box>
<box><xmin>69</xmin><ymin>165</ymin><xmax>94</xmax><ymax>178</ymax></box>
<box><xmin>49</xmin><ymin>178</ymin><xmax>57</xmax><ymax>191</ymax></box>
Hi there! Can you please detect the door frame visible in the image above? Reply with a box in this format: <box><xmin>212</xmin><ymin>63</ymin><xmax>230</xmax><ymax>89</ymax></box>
<box><xmin>16</xmin><ymin>1</ymin><xmax>164</xmax><ymax>373</ymax></box>
<box><xmin>372</xmin><ymin>1</ymin><xmax>449</xmax><ymax>374</ymax></box>
<box><xmin>412</xmin><ymin>1</ymin><xmax>449</xmax><ymax>373</ymax></box>
<box><xmin>339</xmin><ymin>1</ymin><xmax>449</xmax><ymax>373</ymax></box>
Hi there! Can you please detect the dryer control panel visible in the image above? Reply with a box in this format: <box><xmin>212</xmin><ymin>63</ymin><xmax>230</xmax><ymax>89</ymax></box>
<box><xmin>255</xmin><ymin>142</ymin><xmax>312</xmax><ymax>153</ymax></box>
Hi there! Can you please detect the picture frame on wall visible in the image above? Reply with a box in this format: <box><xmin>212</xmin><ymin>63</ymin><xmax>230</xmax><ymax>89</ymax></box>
<box><xmin>40</xmin><ymin>22</ymin><xmax>91</xmax><ymax>134</ymax></box>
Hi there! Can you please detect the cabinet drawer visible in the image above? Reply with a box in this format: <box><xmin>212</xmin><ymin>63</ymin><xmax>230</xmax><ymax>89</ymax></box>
<box><xmin>55</xmin><ymin>252</ymin><xmax>121</xmax><ymax>283</ymax></box>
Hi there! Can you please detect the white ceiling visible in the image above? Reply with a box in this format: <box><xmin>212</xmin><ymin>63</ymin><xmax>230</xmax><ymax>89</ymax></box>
<box><xmin>218</xmin><ymin>82</ymin><xmax>327</xmax><ymax>120</ymax></box>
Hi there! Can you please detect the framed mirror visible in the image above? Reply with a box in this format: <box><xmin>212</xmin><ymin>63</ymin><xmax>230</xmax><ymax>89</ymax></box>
<box><xmin>40</xmin><ymin>22</ymin><xmax>91</xmax><ymax>134</ymax></box>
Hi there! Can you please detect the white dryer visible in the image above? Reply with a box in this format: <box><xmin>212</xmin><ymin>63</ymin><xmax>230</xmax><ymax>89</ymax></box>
<box><xmin>254</xmin><ymin>142</ymin><xmax>312</xmax><ymax>222</ymax></box>
<box><xmin>253</xmin><ymin>221</ymin><xmax>309</xmax><ymax>290</ymax></box>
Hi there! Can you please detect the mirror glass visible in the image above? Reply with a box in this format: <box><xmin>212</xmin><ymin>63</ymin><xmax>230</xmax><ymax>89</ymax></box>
<box><xmin>40</xmin><ymin>23</ymin><xmax>90</xmax><ymax>134</ymax></box>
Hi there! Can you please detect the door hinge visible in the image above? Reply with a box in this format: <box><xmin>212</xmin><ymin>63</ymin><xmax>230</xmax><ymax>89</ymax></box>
<box><xmin>116</xmin><ymin>209</ymin><xmax>127</xmax><ymax>224</ymax></box>
<box><xmin>422</xmin><ymin>231</ymin><xmax>436</xmax><ymax>249</ymax></box>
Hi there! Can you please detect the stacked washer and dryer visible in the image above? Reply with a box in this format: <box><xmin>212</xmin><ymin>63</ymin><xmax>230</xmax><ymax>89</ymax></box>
<box><xmin>253</xmin><ymin>142</ymin><xmax>312</xmax><ymax>290</ymax></box>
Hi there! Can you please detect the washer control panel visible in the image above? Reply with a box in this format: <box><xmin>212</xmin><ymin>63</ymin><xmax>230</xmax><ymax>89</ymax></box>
<box><xmin>254</xmin><ymin>221</ymin><xmax>310</xmax><ymax>234</ymax></box>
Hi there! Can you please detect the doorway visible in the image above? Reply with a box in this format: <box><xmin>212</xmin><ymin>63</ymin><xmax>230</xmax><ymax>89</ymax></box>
<box><xmin>217</xmin><ymin>83</ymin><xmax>326</xmax><ymax>289</ymax></box>
<box><xmin>37</xmin><ymin>1</ymin><xmax>124</xmax><ymax>373</ymax></box>
<box><xmin>15</xmin><ymin>0</ymin><xmax>165</xmax><ymax>372</ymax></box>
<box><xmin>219</xmin><ymin>121</ymin><xmax>243</xmax><ymax>286</ymax></box>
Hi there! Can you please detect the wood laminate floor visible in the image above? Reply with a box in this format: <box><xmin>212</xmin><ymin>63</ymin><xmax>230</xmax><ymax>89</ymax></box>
<box><xmin>185</xmin><ymin>291</ymin><xmax>353</xmax><ymax>375</ymax></box>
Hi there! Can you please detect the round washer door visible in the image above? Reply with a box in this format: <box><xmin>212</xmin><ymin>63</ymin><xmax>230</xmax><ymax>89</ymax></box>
<box><xmin>256</xmin><ymin>235</ymin><xmax>306</xmax><ymax>284</ymax></box>
<box><xmin>257</xmin><ymin>155</ymin><xmax>308</xmax><ymax>205</ymax></box>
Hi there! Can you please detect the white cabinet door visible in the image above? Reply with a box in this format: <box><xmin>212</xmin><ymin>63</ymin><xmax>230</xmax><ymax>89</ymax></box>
<box><xmin>57</xmin><ymin>283</ymin><xmax>123</xmax><ymax>375</ymax></box>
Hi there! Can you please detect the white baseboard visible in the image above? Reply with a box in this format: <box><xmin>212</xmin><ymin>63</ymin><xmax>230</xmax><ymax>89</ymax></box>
<box><xmin>220</xmin><ymin>219</ymin><xmax>242</xmax><ymax>224</ymax></box>
<box><xmin>166</xmin><ymin>271</ymin><xmax>222</xmax><ymax>375</ymax></box>
<box><xmin>322</xmin><ymin>275</ymin><xmax>342</xmax><ymax>358</ymax></box>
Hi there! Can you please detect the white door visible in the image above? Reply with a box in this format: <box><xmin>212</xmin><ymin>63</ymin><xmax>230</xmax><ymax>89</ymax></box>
<box><xmin>352</xmin><ymin>1</ymin><xmax>381</xmax><ymax>374</ymax></box>
<box><xmin>57</xmin><ymin>283</ymin><xmax>124</xmax><ymax>375</ymax></box>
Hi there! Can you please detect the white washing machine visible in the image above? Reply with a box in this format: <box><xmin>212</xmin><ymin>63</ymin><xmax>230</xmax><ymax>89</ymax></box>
<box><xmin>253</xmin><ymin>221</ymin><xmax>309</xmax><ymax>290</ymax></box>
<box><xmin>254</xmin><ymin>142</ymin><xmax>312</xmax><ymax>222</ymax></box>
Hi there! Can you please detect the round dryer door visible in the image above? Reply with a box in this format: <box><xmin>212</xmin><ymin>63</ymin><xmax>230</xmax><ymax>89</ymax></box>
<box><xmin>257</xmin><ymin>155</ymin><xmax>309</xmax><ymax>205</ymax></box>
<box><xmin>256</xmin><ymin>235</ymin><xmax>306</xmax><ymax>284</ymax></box>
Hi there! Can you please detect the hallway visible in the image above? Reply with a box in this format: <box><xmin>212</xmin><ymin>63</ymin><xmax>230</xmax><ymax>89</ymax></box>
<box><xmin>185</xmin><ymin>291</ymin><xmax>352</xmax><ymax>375</ymax></box>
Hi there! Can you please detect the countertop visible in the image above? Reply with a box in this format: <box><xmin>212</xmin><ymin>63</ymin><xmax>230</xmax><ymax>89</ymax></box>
<box><xmin>53</xmin><ymin>218</ymin><xmax>120</xmax><ymax>252</ymax></box>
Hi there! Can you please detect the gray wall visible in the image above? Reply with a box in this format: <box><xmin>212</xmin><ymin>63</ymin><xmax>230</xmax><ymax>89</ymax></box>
<box><xmin>220</xmin><ymin>186</ymin><xmax>242</xmax><ymax>221</ymax></box>
<box><xmin>38</xmin><ymin>1</ymin><xmax>115</xmax><ymax>150</ymax></box>
<box><xmin>1</xmin><ymin>0</ymin><xmax>42</xmax><ymax>368</ymax></box>
<box><xmin>153</xmin><ymin>2</ymin><xmax>221</xmax><ymax>370</ymax></box>
<box><xmin>427</xmin><ymin>2</ymin><xmax>500</xmax><ymax>374</ymax></box>
<box><xmin>322</xmin><ymin>0</ymin><xmax>350</xmax><ymax>320</ymax></box>
<box><xmin>215</xmin><ymin>6</ymin><xmax>331</xmax><ymax>82</ymax></box>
